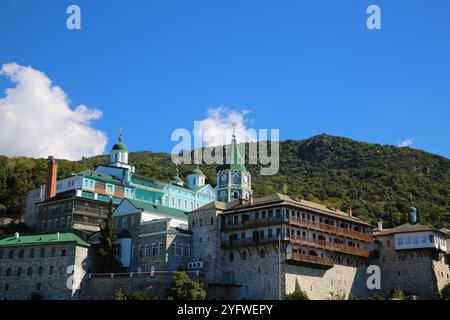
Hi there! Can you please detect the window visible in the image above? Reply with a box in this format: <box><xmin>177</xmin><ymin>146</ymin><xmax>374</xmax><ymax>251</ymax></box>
<box><xmin>50</xmin><ymin>247</ymin><xmax>56</xmax><ymax>257</ymax></box>
<box><xmin>145</xmin><ymin>244</ymin><xmax>150</xmax><ymax>257</ymax></box>
<box><xmin>8</xmin><ymin>249</ymin><xmax>14</xmax><ymax>259</ymax></box>
<box><xmin>38</xmin><ymin>266</ymin><xmax>43</xmax><ymax>276</ymax></box>
<box><xmin>178</xmin><ymin>198</ymin><xmax>181</xmax><ymax>208</ymax></box>
<box><xmin>4</xmin><ymin>283</ymin><xmax>9</xmax><ymax>291</ymax></box>
<box><xmin>242</xmin><ymin>251</ymin><xmax>247</xmax><ymax>260</ymax></box>
<box><xmin>139</xmin><ymin>245</ymin><xmax>144</xmax><ymax>258</ymax></box>
<box><xmin>6</xmin><ymin>268</ymin><xmax>12</xmax><ymax>276</ymax></box>
<box><xmin>131</xmin><ymin>246</ymin><xmax>136</xmax><ymax>259</ymax></box>
<box><xmin>387</xmin><ymin>240</ymin><xmax>391</xmax><ymax>247</ymax></box>
<box><xmin>211</xmin><ymin>217</ymin><xmax>214</xmax><ymax>226</ymax></box>
<box><xmin>421</xmin><ymin>236</ymin><xmax>427</xmax><ymax>244</ymax></box>
<box><xmin>177</xmin><ymin>244</ymin><xmax>183</xmax><ymax>256</ymax></box>
<box><xmin>158</xmin><ymin>242</ymin><xmax>163</xmax><ymax>256</ymax></box>
<box><xmin>36</xmin><ymin>283</ymin><xmax>42</xmax><ymax>291</ymax></box>
<box><xmin>27</xmin><ymin>267</ymin><xmax>33</xmax><ymax>276</ymax></box>
<box><xmin>171</xmin><ymin>197</ymin><xmax>175</xmax><ymax>207</ymax></box>
<box><xmin>19</xmin><ymin>249</ymin><xmax>25</xmax><ymax>258</ymax></box>
<box><xmin>49</xmin><ymin>266</ymin><xmax>54</xmax><ymax>275</ymax></box>
<box><xmin>413</xmin><ymin>237</ymin><xmax>419</xmax><ymax>244</ymax></box>
<box><xmin>61</xmin><ymin>248</ymin><xmax>67</xmax><ymax>256</ymax></box>
<box><xmin>261</xmin><ymin>250</ymin><xmax>266</xmax><ymax>258</ymax></box>
<box><xmin>230</xmin><ymin>252</ymin><xmax>234</xmax><ymax>262</ymax></box>
<box><xmin>152</xmin><ymin>243</ymin><xmax>156</xmax><ymax>256</ymax></box>
<box><xmin>405</xmin><ymin>237</ymin><xmax>411</xmax><ymax>245</ymax></box>
<box><xmin>0</xmin><ymin>249</ymin><xmax>3</xmax><ymax>260</ymax></box>
<box><xmin>185</xmin><ymin>245</ymin><xmax>190</xmax><ymax>257</ymax></box>
<box><xmin>40</xmin><ymin>248</ymin><xmax>45</xmax><ymax>258</ymax></box>
<box><xmin>17</xmin><ymin>267</ymin><xmax>22</xmax><ymax>276</ymax></box>
<box><xmin>397</xmin><ymin>238</ymin><xmax>404</xmax><ymax>245</ymax></box>
<box><xmin>429</xmin><ymin>235</ymin><xmax>435</xmax><ymax>243</ymax></box>
<box><xmin>171</xmin><ymin>243</ymin><xmax>176</xmax><ymax>256</ymax></box>
<box><xmin>184</xmin><ymin>200</ymin><xmax>187</xmax><ymax>210</ymax></box>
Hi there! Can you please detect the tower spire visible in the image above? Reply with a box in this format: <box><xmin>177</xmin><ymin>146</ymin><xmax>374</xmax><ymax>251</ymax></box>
<box><xmin>119</xmin><ymin>127</ymin><xmax>123</xmax><ymax>143</ymax></box>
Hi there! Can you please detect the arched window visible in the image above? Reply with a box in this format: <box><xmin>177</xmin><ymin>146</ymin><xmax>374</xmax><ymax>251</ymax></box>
<box><xmin>38</xmin><ymin>266</ymin><xmax>43</xmax><ymax>276</ymax></box>
<box><xmin>49</xmin><ymin>266</ymin><xmax>54</xmax><ymax>275</ymax></box>
<box><xmin>40</xmin><ymin>248</ymin><xmax>45</xmax><ymax>258</ymax></box>
<box><xmin>17</xmin><ymin>267</ymin><xmax>22</xmax><ymax>276</ymax></box>
<box><xmin>171</xmin><ymin>197</ymin><xmax>175</xmax><ymax>207</ymax></box>
<box><xmin>230</xmin><ymin>252</ymin><xmax>234</xmax><ymax>262</ymax></box>
<box><xmin>184</xmin><ymin>200</ymin><xmax>187</xmax><ymax>210</ymax></box>
<box><xmin>6</xmin><ymin>268</ymin><xmax>12</xmax><ymax>276</ymax></box>
<box><xmin>19</xmin><ymin>249</ymin><xmax>25</xmax><ymax>258</ymax></box>
<box><xmin>29</xmin><ymin>248</ymin><xmax>35</xmax><ymax>258</ymax></box>
<box><xmin>50</xmin><ymin>248</ymin><xmax>56</xmax><ymax>257</ymax></box>
<box><xmin>27</xmin><ymin>267</ymin><xmax>33</xmax><ymax>276</ymax></box>
<box><xmin>36</xmin><ymin>283</ymin><xmax>42</xmax><ymax>291</ymax></box>
<box><xmin>211</xmin><ymin>217</ymin><xmax>214</xmax><ymax>226</ymax></box>
<box><xmin>8</xmin><ymin>249</ymin><xmax>14</xmax><ymax>259</ymax></box>
<box><xmin>178</xmin><ymin>198</ymin><xmax>181</xmax><ymax>208</ymax></box>
<box><xmin>61</xmin><ymin>248</ymin><xmax>67</xmax><ymax>256</ymax></box>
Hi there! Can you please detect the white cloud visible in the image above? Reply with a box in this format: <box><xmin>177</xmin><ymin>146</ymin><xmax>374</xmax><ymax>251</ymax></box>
<box><xmin>399</xmin><ymin>138</ymin><xmax>414</xmax><ymax>148</ymax></box>
<box><xmin>195</xmin><ymin>106</ymin><xmax>257</xmax><ymax>147</ymax></box>
<box><xmin>0</xmin><ymin>63</ymin><xmax>107</xmax><ymax>160</ymax></box>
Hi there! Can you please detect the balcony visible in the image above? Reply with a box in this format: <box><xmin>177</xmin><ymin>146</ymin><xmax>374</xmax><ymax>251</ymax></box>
<box><xmin>289</xmin><ymin>235</ymin><xmax>369</xmax><ymax>257</ymax></box>
<box><xmin>289</xmin><ymin>217</ymin><xmax>374</xmax><ymax>243</ymax></box>
<box><xmin>221</xmin><ymin>236</ymin><xmax>289</xmax><ymax>249</ymax></box>
<box><xmin>286</xmin><ymin>253</ymin><xmax>334</xmax><ymax>269</ymax></box>
<box><xmin>222</xmin><ymin>216</ymin><xmax>284</xmax><ymax>232</ymax></box>
<box><xmin>73</xmin><ymin>205</ymin><xmax>108</xmax><ymax>218</ymax></box>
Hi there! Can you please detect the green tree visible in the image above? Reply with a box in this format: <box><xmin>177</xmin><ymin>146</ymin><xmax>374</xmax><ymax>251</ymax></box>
<box><xmin>112</xmin><ymin>288</ymin><xmax>128</xmax><ymax>300</ymax></box>
<box><xmin>95</xmin><ymin>199</ymin><xmax>122</xmax><ymax>273</ymax></box>
<box><xmin>440</xmin><ymin>282</ymin><xmax>450</xmax><ymax>300</ymax></box>
<box><xmin>286</xmin><ymin>289</ymin><xmax>309</xmax><ymax>300</ymax></box>
<box><xmin>166</xmin><ymin>272</ymin><xmax>207</xmax><ymax>300</ymax></box>
<box><xmin>129</xmin><ymin>291</ymin><xmax>151</xmax><ymax>300</ymax></box>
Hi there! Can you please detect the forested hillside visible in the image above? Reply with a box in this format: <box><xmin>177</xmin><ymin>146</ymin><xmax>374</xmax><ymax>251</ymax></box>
<box><xmin>1</xmin><ymin>134</ymin><xmax>449</xmax><ymax>230</ymax></box>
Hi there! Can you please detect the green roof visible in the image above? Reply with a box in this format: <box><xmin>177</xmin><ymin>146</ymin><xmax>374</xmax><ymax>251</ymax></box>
<box><xmin>191</xmin><ymin>167</ymin><xmax>206</xmax><ymax>176</ymax></box>
<box><xmin>112</xmin><ymin>142</ymin><xmax>128</xmax><ymax>151</ymax></box>
<box><xmin>171</xmin><ymin>175</ymin><xmax>184</xmax><ymax>186</ymax></box>
<box><xmin>217</xmin><ymin>137</ymin><xmax>247</xmax><ymax>172</ymax></box>
<box><xmin>77</xmin><ymin>169</ymin><xmax>125</xmax><ymax>185</ymax></box>
<box><xmin>0</xmin><ymin>233</ymin><xmax>90</xmax><ymax>248</ymax></box>
<box><xmin>126</xmin><ymin>198</ymin><xmax>188</xmax><ymax>221</ymax></box>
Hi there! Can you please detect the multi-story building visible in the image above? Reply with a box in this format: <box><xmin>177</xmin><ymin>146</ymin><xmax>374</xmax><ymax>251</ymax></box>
<box><xmin>373</xmin><ymin>211</ymin><xmax>450</xmax><ymax>299</ymax></box>
<box><xmin>0</xmin><ymin>232</ymin><xmax>90</xmax><ymax>300</ymax></box>
<box><xmin>187</xmin><ymin>135</ymin><xmax>375</xmax><ymax>300</ymax></box>
<box><xmin>112</xmin><ymin>198</ymin><xmax>192</xmax><ymax>273</ymax></box>
<box><xmin>24</xmin><ymin>132</ymin><xmax>216</xmax><ymax>238</ymax></box>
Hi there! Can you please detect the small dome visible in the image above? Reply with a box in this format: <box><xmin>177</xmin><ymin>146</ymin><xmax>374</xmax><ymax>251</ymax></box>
<box><xmin>191</xmin><ymin>167</ymin><xmax>205</xmax><ymax>176</ymax></box>
<box><xmin>171</xmin><ymin>175</ymin><xmax>184</xmax><ymax>186</ymax></box>
<box><xmin>112</xmin><ymin>142</ymin><xmax>128</xmax><ymax>151</ymax></box>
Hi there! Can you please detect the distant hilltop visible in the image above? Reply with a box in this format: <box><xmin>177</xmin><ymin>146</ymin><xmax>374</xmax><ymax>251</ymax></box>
<box><xmin>0</xmin><ymin>134</ymin><xmax>449</xmax><ymax>230</ymax></box>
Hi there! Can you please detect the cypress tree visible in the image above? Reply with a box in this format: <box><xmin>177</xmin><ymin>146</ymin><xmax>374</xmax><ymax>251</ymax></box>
<box><xmin>95</xmin><ymin>198</ymin><xmax>122</xmax><ymax>273</ymax></box>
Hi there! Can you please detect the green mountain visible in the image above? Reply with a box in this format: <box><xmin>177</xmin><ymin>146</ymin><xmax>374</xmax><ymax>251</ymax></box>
<box><xmin>0</xmin><ymin>134</ymin><xmax>449</xmax><ymax>230</ymax></box>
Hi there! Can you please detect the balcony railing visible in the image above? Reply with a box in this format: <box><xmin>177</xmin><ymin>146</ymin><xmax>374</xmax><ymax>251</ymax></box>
<box><xmin>221</xmin><ymin>236</ymin><xmax>289</xmax><ymax>249</ymax></box>
<box><xmin>222</xmin><ymin>216</ymin><xmax>283</xmax><ymax>231</ymax></box>
<box><xmin>289</xmin><ymin>235</ymin><xmax>369</xmax><ymax>257</ymax></box>
<box><xmin>73</xmin><ymin>205</ymin><xmax>108</xmax><ymax>218</ymax></box>
<box><xmin>286</xmin><ymin>253</ymin><xmax>334</xmax><ymax>268</ymax></box>
<box><xmin>289</xmin><ymin>217</ymin><xmax>374</xmax><ymax>243</ymax></box>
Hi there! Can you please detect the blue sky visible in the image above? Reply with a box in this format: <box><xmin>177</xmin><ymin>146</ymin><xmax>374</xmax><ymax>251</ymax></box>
<box><xmin>0</xmin><ymin>0</ymin><xmax>449</xmax><ymax>159</ymax></box>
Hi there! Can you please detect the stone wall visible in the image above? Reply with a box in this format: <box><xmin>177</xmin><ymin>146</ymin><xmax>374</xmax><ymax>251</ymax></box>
<box><xmin>83</xmin><ymin>272</ymin><xmax>203</xmax><ymax>300</ymax></box>
<box><xmin>0</xmin><ymin>243</ymin><xmax>89</xmax><ymax>300</ymax></box>
<box><xmin>375</xmin><ymin>234</ymin><xmax>450</xmax><ymax>299</ymax></box>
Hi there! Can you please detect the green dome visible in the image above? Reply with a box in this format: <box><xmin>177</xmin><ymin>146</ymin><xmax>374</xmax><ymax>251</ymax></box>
<box><xmin>171</xmin><ymin>175</ymin><xmax>184</xmax><ymax>186</ymax></box>
<box><xmin>191</xmin><ymin>167</ymin><xmax>205</xmax><ymax>176</ymax></box>
<box><xmin>112</xmin><ymin>142</ymin><xmax>128</xmax><ymax>151</ymax></box>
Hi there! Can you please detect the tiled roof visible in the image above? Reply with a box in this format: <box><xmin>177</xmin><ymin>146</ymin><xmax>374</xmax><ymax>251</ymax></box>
<box><xmin>375</xmin><ymin>223</ymin><xmax>439</xmax><ymax>236</ymax></box>
<box><xmin>192</xmin><ymin>193</ymin><xmax>371</xmax><ymax>226</ymax></box>
<box><xmin>0</xmin><ymin>232</ymin><xmax>90</xmax><ymax>248</ymax></box>
<box><xmin>126</xmin><ymin>198</ymin><xmax>188</xmax><ymax>221</ymax></box>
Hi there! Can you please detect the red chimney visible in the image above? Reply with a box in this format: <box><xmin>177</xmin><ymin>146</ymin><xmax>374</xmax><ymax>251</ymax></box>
<box><xmin>45</xmin><ymin>156</ymin><xmax>57</xmax><ymax>200</ymax></box>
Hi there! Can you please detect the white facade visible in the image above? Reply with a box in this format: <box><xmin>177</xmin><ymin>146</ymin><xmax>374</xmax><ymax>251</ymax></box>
<box><xmin>394</xmin><ymin>231</ymin><xmax>448</xmax><ymax>252</ymax></box>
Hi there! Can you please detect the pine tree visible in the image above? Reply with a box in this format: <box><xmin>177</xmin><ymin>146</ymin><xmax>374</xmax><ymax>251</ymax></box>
<box><xmin>95</xmin><ymin>198</ymin><xmax>122</xmax><ymax>273</ymax></box>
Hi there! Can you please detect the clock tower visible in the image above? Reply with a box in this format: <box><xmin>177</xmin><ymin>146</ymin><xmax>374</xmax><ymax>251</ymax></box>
<box><xmin>216</xmin><ymin>130</ymin><xmax>252</xmax><ymax>203</ymax></box>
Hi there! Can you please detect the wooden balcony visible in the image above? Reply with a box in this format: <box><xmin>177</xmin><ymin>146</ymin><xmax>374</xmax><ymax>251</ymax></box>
<box><xmin>289</xmin><ymin>217</ymin><xmax>374</xmax><ymax>243</ymax></box>
<box><xmin>286</xmin><ymin>253</ymin><xmax>334</xmax><ymax>268</ymax></box>
<box><xmin>221</xmin><ymin>216</ymin><xmax>283</xmax><ymax>232</ymax></box>
<box><xmin>221</xmin><ymin>236</ymin><xmax>289</xmax><ymax>249</ymax></box>
<box><xmin>289</xmin><ymin>235</ymin><xmax>369</xmax><ymax>257</ymax></box>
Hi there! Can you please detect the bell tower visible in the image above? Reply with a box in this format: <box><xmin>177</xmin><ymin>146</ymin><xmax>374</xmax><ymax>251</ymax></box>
<box><xmin>216</xmin><ymin>127</ymin><xmax>252</xmax><ymax>203</ymax></box>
